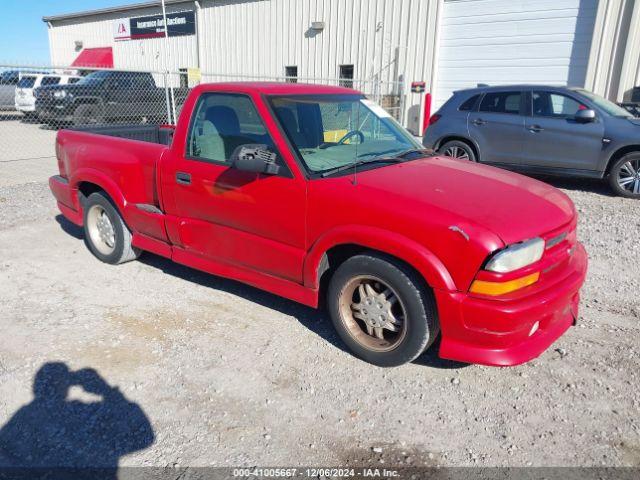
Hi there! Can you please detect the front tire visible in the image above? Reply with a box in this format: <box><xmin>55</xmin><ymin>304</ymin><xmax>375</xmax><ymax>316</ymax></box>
<box><xmin>608</xmin><ymin>153</ymin><xmax>640</xmax><ymax>198</ymax></box>
<box><xmin>438</xmin><ymin>140</ymin><xmax>476</xmax><ymax>162</ymax></box>
<box><xmin>327</xmin><ymin>252</ymin><xmax>439</xmax><ymax>367</ymax></box>
<box><xmin>83</xmin><ymin>192</ymin><xmax>140</xmax><ymax>264</ymax></box>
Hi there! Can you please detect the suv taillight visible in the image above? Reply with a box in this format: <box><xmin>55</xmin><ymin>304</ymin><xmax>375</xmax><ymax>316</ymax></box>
<box><xmin>429</xmin><ymin>114</ymin><xmax>441</xmax><ymax>126</ymax></box>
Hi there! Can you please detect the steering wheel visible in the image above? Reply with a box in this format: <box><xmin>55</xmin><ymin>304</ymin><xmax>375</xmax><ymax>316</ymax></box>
<box><xmin>337</xmin><ymin>130</ymin><xmax>365</xmax><ymax>145</ymax></box>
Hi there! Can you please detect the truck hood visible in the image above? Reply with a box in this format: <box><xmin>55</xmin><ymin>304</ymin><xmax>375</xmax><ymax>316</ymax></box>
<box><xmin>355</xmin><ymin>156</ymin><xmax>575</xmax><ymax>245</ymax></box>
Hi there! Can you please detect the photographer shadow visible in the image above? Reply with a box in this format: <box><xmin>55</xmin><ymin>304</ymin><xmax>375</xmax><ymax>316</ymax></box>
<box><xmin>0</xmin><ymin>362</ymin><xmax>154</xmax><ymax>478</ymax></box>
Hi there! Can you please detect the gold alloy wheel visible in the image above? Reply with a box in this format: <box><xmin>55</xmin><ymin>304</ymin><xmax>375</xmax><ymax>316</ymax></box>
<box><xmin>86</xmin><ymin>204</ymin><xmax>116</xmax><ymax>256</ymax></box>
<box><xmin>338</xmin><ymin>275</ymin><xmax>407</xmax><ymax>352</ymax></box>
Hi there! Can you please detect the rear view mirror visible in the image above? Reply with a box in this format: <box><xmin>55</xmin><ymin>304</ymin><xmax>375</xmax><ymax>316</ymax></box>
<box><xmin>575</xmin><ymin>109</ymin><xmax>596</xmax><ymax>123</ymax></box>
<box><xmin>230</xmin><ymin>144</ymin><xmax>280</xmax><ymax>175</ymax></box>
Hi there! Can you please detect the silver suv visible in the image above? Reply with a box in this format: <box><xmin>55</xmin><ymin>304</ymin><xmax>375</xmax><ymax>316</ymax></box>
<box><xmin>423</xmin><ymin>85</ymin><xmax>640</xmax><ymax>198</ymax></box>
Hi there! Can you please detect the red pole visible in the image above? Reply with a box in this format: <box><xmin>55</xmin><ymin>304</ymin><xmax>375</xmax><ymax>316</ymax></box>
<box><xmin>422</xmin><ymin>92</ymin><xmax>432</xmax><ymax>136</ymax></box>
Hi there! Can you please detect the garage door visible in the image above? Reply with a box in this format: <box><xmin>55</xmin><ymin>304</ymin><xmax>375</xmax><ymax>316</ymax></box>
<box><xmin>434</xmin><ymin>0</ymin><xmax>598</xmax><ymax>108</ymax></box>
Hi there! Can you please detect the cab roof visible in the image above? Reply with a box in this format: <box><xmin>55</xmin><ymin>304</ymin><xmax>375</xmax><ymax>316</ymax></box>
<box><xmin>198</xmin><ymin>81</ymin><xmax>361</xmax><ymax>96</ymax></box>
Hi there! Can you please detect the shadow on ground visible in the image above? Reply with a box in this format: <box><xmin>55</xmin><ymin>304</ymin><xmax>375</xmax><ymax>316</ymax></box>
<box><xmin>0</xmin><ymin>362</ymin><xmax>154</xmax><ymax>479</ymax></box>
<box><xmin>55</xmin><ymin>215</ymin><xmax>465</xmax><ymax>370</ymax></box>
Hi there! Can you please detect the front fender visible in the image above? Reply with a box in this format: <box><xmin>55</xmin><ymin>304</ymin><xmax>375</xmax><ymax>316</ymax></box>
<box><xmin>303</xmin><ymin>225</ymin><xmax>457</xmax><ymax>292</ymax></box>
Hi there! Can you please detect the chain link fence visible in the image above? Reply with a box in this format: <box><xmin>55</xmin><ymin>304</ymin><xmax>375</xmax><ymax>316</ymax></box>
<box><xmin>0</xmin><ymin>64</ymin><xmax>405</xmax><ymax>163</ymax></box>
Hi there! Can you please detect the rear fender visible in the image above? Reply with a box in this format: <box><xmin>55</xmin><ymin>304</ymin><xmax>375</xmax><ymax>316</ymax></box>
<box><xmin>303</xmin><ymin>226</ymin><xmax>457</xmax><ymax>292</ymax></box>
<box><xmin>71</xmin><ymin>168</ymin><xmax>127</xmax><ymax>217</ymax></box>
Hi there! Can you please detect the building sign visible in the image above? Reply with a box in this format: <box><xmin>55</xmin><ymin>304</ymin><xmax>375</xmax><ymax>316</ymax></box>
<box><xmin>187</xmin><ymin>67</ymin><xmax>201</xmax><ymax>87</ymax></box>
<box><xmin>113</xmin><ymin>11</ymin><xmax>195</xmax><ymax>41</ymax></box>
<box><xmin>411</xmin><ymin>81</ymin><xmax>426</xmax><ymax>93</ymax></box>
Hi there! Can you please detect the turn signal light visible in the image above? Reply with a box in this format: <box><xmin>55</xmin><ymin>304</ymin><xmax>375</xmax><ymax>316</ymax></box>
<box><xmin>429</xmin><ymin>114</ymin><xmax>441</xmax><ymax>126</ymax></box>
<box><xmin>469</xmin><ymin>272</ymin><xmax>540</xmax><ymax>296</ymax></box>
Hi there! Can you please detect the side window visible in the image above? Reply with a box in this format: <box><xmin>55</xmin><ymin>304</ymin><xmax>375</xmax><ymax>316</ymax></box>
<box><xmin>479</xmin><ymin>91</ymin><xmax>521</xmax><ymax>114</ymax></box>
<box><xmin>68</xmin><ymin>77</ymin><xmax>81</xmax><ymax>84</ymax></box>
<box><xmin>532</xmin><ymin>91</ymin><xmax>584</xmax><ymax>118</ymax></box>
<box><xmin>132</xmin><ymin>74</ymin><xmax>155</xmax><ymax>89</ymax></box>
<box><xmin>459</xmin><ymin>94</ymin><xmax>480</xmax><ymax>111</ymax></box>
<box><xmin>187</xmin><ymin>93</ymin><xmax>276</xmax><ymax>163</ymax></box>
<box><xmin>110</xmin><ymin>74</ymin><xmax>132</xmax><ymax>90</ymax></box>
<box><xmin>41</xmin><ymin>77</ymin><xmax>60</xmax><ymax>86</ymax></box>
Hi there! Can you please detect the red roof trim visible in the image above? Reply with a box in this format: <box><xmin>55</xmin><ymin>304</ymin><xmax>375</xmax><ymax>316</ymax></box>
<box><xmin>71</xmin><ymin>47</ymin><xmax>114</xmax><ymax>69</ymax></box>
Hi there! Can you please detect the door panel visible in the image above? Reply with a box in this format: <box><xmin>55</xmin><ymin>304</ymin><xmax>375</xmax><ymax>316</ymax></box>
<box><xmin>468</xmin><ymin>91</ymin><xmax>525</xmax><ymax>165</ymax></box>
<box><xmin>522</xmin><ymin>91</ymin><xmax>604</xmax><ymax>170</ymax></box>
<box><xmin>161</xmin><ymin>92</ymin><xmax>307</xmax><ymax>283</ymax></box>
<box><xmin>166</xmin><ymin>160</ymin><xmax>306</xmax><ymax>282</ymax></box>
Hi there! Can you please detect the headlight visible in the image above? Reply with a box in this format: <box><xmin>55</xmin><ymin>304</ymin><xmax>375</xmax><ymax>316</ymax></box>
<box><xmin>53</xmin><ymin>90</ymin><xmax>67</xmax><ymax>98</ymax></box>
<box><xmin>485</xmin><ymin>237</ymin><xmax>545</xmax><ymax>273</ymax></box>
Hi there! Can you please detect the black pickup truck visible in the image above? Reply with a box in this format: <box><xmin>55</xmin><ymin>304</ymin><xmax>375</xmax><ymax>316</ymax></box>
<box><xmin>35</xmin><ymin>70</ymin><xmax>188</xmax><ymax>126</ymax></box>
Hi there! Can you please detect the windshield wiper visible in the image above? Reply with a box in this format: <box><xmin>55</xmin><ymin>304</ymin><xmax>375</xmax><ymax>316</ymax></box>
<box><xmin>393</xmin><ymin>148</ymin><xmax>435</xmax><ymax>159</ymax></box>
<box><xmin>320</xmin><ymin>157</ymin><xmax>404</xmax><ymax>178</ymax></box>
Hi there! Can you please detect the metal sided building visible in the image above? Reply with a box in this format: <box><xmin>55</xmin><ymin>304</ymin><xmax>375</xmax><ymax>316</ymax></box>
<box><xmin>44</xmin><ymin>0</ymin><xmax>640</xmax><ymax>132</ymax></box>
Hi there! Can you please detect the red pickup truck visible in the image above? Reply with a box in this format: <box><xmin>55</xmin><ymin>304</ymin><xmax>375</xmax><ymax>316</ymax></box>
<box><xmin>50</xmin><ymin>82</ymin><xmax>587</xmax><ymax>367</ymax></box>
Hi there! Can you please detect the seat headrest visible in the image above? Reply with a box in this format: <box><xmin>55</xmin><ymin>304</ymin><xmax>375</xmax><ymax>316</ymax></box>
<box><xmin>205</xmin><ymin>105</ymin><xmax>240</xmax><ymax>136</ymax></box>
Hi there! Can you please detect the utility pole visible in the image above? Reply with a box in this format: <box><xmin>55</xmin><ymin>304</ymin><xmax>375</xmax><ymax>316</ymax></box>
<box><xmin>161</xmin><ymin>0</ymin><xmax>177</xmax><ymax>123</ymax></box>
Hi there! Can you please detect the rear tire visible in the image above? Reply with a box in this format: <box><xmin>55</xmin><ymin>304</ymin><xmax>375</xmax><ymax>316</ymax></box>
<box><xmin>73</xmin><ymin>103</ymin><xmax>104</xmax><ymax>126</ymax></box>
<box><xmin>82</xmin><ymin>192</ymin><xmax>140</xmax><ymax>265</ymax></box>
<box><xmin>608</xmin><ymin>152</ymin><xmax>640</xmax><ymax>198</ymax></box>
<box><xmin>438</xmin><ymin>140</ymin><xmax>476</xmax><ymax>162</ymax></box>
<box><xmin>327</xmin><ymin>252</ymin><xmax>439</xmax><ymax>367</ymax></box>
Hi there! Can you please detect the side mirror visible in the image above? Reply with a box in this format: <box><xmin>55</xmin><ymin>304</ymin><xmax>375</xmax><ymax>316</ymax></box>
<box><xmin>230</xmin><ymin>144</ymin><xmax>280</xmax><ymax>175</ymax></box>
<box><xmin>575</xmin><ymin>109</ymin><xmax>596</xmax><ymax>123</ymax></box>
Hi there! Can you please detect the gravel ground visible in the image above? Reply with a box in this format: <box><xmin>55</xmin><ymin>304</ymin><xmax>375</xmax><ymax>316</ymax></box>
<box><xmin>0</xmin><ymin>123</ymin><xmax>639</xmax><ymax>470</ymax></box>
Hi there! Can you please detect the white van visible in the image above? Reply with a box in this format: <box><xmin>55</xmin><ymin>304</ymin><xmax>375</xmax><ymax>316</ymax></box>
<box><xmin>15</xmin><ymin>73</ymin><xmax>81</xmax><ymax>117</ymax></box>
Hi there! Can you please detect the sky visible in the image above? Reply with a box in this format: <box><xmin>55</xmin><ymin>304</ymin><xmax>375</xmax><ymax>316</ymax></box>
<box><xmin>1</xmin><ymin>0</ymin><xmax>143</xmax><ymax>66</ymax></box>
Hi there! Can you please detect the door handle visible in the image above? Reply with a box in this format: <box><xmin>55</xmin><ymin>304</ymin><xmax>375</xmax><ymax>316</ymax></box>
<box><xmin>472</xmin><ymin>118</ymin><xmax>487</xmax><ymax>126</ymax></box>
<box><xmin>176</xmin><ymin>172</ymin><xmax>191</xmax><ymax>185</ymax></box>
<box><xmin>527</xmin><ymin>125</ymin><xmax>544</xmax><ymax>133</ymax></box>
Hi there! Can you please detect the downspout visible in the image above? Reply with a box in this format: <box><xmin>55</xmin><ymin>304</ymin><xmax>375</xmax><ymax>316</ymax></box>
<box><xmin>194</xmin><ymin>0</ymin><xmax>202</xmax><ymax>69</ymax></box>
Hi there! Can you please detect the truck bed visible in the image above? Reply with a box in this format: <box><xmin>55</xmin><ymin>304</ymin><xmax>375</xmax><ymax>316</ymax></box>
<box><xmin>69</xmin><ymin>124</ymin><xmax>175</xmax><ymax>146</ymax></box>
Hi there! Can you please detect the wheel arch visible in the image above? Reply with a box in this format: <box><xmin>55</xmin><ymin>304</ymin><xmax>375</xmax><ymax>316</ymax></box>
<box><xmin>73</xmin><ymin>170</ymin><xmax>128</xmax><ymax>219</ymax></box>
<box><xmin>604</xmin><ymin>145</ymin><xmax>640</xmax><ymax>176</ymax></box>
<box><xmin>436</xmin><ymin>135</ymin><xmax>480</xmax><ymax>161</ymax></box>
<box><xmin>304</xmin><ymin>226</ymin><xmax>457</xmax><ymax>296</ymax></box>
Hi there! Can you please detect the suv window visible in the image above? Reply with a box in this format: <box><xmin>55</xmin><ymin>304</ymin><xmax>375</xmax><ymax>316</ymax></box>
<box><xmin>187</xmin><ymin>93</ymin><xmax>275</xmax><ymax>163</ymax></box>
<box><xmin>532</xmin><ymin>91</ymin><xmax>584</xmax><ymax>117</ymax></box>
<box><xmin>41</xmin><ymin>77</ymin><xmax>60</xmax><ymax>86</ymax></box>
<box><xmin>459</xmin><ymin>94</ymin><xmax>480</xmax><ymax>111</ymax></box>
<box><xmin>17</xmin><ymin>76</ymin><xmax>36</xmax><ymax>88</ymax></box>
<box><xmin>0</xmin><ymin>71</ymin><xmax>19</xmax><ymax>85</ymax></box>
<box><xmin>479</xmin><ymin>91</ymin><xmax>521</xmax><ymax>114</ymax></box>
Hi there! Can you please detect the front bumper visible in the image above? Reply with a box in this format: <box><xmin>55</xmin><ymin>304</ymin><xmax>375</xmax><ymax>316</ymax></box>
<box><xmin>36</xmin><ymin>99</ymin><xmax>75</xmax><ymax>122</ymax></box>
<box><xmin>435</xmin><ymin>242</ymin><xmax>587</xmax><ymax>366</ymax></box>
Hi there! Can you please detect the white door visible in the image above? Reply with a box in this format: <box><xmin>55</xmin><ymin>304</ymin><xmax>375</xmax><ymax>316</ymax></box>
<box><xmin>433</xmin><ymin>0</ymin><xmax>598</xmax><ymax>109</ymax></box>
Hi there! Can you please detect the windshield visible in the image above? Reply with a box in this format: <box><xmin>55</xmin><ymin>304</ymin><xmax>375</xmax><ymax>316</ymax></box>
<box><xmin>575</xmin><ymin>89</ymin><xmax>633</xmax><ymax>118</ymax></box>
<box><xmin>76</xmin><ymin>70</ymin><xmax>111</xmax><ymax>86</ymax></box>
<box><xmin>270</xmin><ymin>94</ymin><xmax>421</xmax><ymax>175</ymax></box>
<box><xmin>17</xmin><ymin>76</ymin><xmax>37</xmax><ymax>89</ymax></box>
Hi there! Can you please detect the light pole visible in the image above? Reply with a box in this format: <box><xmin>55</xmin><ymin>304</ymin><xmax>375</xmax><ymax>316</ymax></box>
<box><xmin>161</xmin><ymin>0</ymin><xmax>177</xmax><ymax>123</ymax></box>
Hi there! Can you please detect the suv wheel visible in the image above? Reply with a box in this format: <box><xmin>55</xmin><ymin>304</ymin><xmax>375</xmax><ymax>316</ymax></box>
<box><xmin>438</xmin><ymin>140</ymin><xmax>476</xmax><ymax>162</ymax></box>
<box><xmin>327</xmin><ymin>252</ymin><xmax>439</xmax><ymax>367</ymax></box>
<box><xmin>608</xmin><ymin>153</ymin><xmax>640</xmax><ymax>198</ymax></box>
